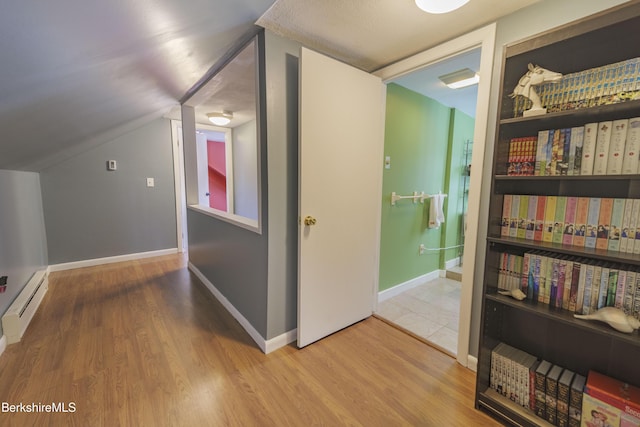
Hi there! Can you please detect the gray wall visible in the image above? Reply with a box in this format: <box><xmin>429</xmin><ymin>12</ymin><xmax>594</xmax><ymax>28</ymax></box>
<box><xmin>0</xmin><ymin>170</ymin><xmax>48</xmax><ymax>336</ymax></box>
<box><xmin>40</xmin><ymin>117</ymin><xmax>177</xmax><ymax>264</ymax></box>
<box><xmin>265</xmin><ymin>31</ymin><xmax>300</xmax><ymax>339</ymax></box>
<box><xmin>469</xmin><ymin>0</ymin><xmax>629</xmax><ymax>358</ymax></box>
<box><xmin>232</xmin><ymin>119</ymin><xmax>259</xmax><ymax>220</ymax></box>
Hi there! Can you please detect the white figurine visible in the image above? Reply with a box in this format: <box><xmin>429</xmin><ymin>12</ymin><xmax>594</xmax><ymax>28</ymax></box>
<box><xmin>510</xmin><ymin>63</ymin><xmax>563</xmax><ymax>117</ymax></box>
<box><xmin>498</xmin><ymin>289</ymin><xmax>527</xmax><ymax>301</ymax></box>
<box><xmin>574</xmin><ymin>307</ymin><xmax>640</xmax><ymax>333</ymax></box>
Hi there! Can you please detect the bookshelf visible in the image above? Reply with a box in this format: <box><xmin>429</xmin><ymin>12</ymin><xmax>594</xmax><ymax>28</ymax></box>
<box><xmin>476</xmin><ymin>2</ymin><xmax>640</xmax><ymax>426</ymax></box>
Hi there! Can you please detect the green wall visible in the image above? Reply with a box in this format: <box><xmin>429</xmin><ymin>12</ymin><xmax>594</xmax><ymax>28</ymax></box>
<box><xmin>379</xmin><ymin>83</ymin><xmax>474</xmax><ymax>291</ymax></box>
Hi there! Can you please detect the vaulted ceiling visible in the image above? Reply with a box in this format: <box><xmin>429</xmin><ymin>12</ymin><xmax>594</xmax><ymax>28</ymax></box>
<box><xmin>0</xmin><ymin>0</ymin><xmax>539</xmax><ymax>171</ymax></box>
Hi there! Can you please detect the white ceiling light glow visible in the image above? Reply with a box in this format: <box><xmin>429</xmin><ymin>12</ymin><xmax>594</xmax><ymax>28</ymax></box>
<box><xmin>415</xmin><ymin>0</ymin><xmax>470</xmax><ymax>14</ymax></box>
<box><xmin>438</xmin><ymin>68</ymin><xmax>479</xmax><ymax>89</ymax></box>
<box><xmin>207</xmin><ymin>111</ymin><xmax>233</xmax><ymax>126</ymax></box>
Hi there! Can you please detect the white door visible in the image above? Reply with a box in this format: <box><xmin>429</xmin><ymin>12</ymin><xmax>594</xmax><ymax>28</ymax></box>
<box><xmin>298</xmin><ymin>48</ymin><xmax>385</xmax><ymax>347</ymax></box>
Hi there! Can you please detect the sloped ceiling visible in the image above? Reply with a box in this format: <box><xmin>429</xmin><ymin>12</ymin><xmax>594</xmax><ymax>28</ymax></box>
<box><xmin>0</xmin><ymin>0</ymin><xmax>273</xmax><ymax>171</ymax></box>
<box><xmin>0</xmin><ymin>0</ymin><xmax>540</xmax><ymax>171</ymax></box>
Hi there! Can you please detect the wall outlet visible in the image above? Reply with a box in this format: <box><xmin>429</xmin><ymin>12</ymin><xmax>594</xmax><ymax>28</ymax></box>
<box><xmin>419</xmin><ymin>244</ymin><xmax>425</xmax><ymax>255</ymax></box>
<box><xmin>146</xmin><ymin>177</ymin><xmax>155</xmax><ymax>187</ymax></box>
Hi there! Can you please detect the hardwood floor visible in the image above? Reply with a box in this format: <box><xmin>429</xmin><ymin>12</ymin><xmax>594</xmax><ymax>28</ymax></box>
<box><xmin>0</xmin><ymin>254</ymin><xmax>501</xmax><ymax>426</ymax></box>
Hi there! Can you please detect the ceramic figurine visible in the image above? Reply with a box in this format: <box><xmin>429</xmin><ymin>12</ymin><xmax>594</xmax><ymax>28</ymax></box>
<box><xmin>510</xmin><ymin>63</ymin><xmax>562</xmax><ymax>117</ymax></box>
<box><xmin>498</xmin><ymin>289</ymin><xmax>527</xmax><ymax>301</ymax></box>
<box><xmin>574</xmin><ymin>307</ymin><xmax>640</xmax><ymax>333</ymax></box>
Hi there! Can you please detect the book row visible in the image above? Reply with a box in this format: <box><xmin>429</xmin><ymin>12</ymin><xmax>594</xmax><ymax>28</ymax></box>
<box><xmin>501</xmin><ymin>195</ymin><xmax>640</xmax><ymax>253</ymax></box>
<box><xmin>491</xmin><ymin>343</ymin><xmax>640</xmax><ymax>427</ymax></box>
<box><xmin>490</xmin><ymin>342</ymin><xmax>585</xmax><ymax>426</ymax></box>
<box><xmin>512</xmin><ymin>57</ymin><xmax>640</xmax><ymax>118</ymax></box>
<box><xmin>497</xmin><ymin>251</ymin><xmax>640</xmax><ymax>317</ymax></box>
<box><xmin>506</xmin><ymin>117</ymin><xmax>640</xmax><ymax>176</ymax></box>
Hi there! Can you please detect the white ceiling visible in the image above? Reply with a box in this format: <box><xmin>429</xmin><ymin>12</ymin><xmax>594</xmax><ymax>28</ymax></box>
<box><xmin>0</xmin><ymin>0</ymin><xmax>540</xmax><ymax>171</ymax></box>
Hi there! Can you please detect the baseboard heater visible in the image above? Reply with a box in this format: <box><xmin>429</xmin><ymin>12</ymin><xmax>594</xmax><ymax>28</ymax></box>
<box><xmin>2</xmin><ymin>270</ymin><xmax>48</xmax><ymax>344</ymax></box>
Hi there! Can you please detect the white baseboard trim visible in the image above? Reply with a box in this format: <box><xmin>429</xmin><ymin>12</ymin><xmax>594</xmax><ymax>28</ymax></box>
<box><xmin>0</xmin><ymin>335</ymin><xmax>6</xmax><ymax>358</ymax></box>
<box><xmin>378</xmin><ymin>270</ymin><xmax>443</xmax><ymax>303</ymax></box>
<box><xmin>189</xmin><ymin>262</ymin><xmax>294</xmax><ymax>354</ymax></box>
<box><xmin>48</xmin><ymin>248</ymin><xmax>178</xmax><ymax>272</ymax></box>
<box><xmin>265</xmin><ymin>329</ymin><xmax>297</xmax><ymax>354</ymax></box>
<box><xmin>467</xmin><ymin>355</ymin><xmax>478</xmax><ymax>372</ymax></box>
<box><xmin>445</xmin><ymin>257</ymin><xmax>461</xmax><ymax>270</ymax></box>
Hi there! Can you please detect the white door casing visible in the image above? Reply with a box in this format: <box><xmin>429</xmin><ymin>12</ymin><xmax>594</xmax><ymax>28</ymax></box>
<box><xmin>298</xmin><ymin>47</ymin><xmax>385</xmax><ymax>348</ymax></box>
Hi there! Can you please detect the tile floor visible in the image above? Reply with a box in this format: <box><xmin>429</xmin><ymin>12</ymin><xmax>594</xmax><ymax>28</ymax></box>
<box><xmin>375</xmin><ymin>274</ymin><xmax>461</xmax><ymax>357</ymax></box>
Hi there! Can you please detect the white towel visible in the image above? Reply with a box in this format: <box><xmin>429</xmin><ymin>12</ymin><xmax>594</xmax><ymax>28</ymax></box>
<box><xmin>428</xmin><ymin>194</ymin><xmax>446</xmax><ymax>229</ymax></box>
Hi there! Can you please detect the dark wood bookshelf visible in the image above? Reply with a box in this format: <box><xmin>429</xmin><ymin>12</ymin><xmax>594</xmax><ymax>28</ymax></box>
<box><xmin>476</xmin><ymin>2</ymin><xmax>640</xmax><ymax>425</ymax></box>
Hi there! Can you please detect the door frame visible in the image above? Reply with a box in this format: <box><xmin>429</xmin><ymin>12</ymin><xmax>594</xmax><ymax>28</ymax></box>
<box><xmin>374</xmin><ymin>23</ymin><xmax>496</xmax><ymax>369</ymax></box>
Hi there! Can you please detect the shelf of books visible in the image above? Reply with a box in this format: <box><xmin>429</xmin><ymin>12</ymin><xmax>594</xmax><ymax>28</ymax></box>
<box><xmin>476</xmin><ymin>2</ymin><xmax>640</xmax><ymax>426</ymax></box>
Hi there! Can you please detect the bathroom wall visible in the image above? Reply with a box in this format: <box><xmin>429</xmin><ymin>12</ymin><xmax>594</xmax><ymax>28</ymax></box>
<box><xmin>379</xmin><ymin>83</ymin><xmax>474</xmax><ymax>291</ymax></box>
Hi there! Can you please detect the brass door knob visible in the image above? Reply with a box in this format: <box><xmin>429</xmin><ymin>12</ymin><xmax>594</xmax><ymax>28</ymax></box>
<box><xmin>304</xmin><ymin>215</ymin><xmax>317</xmax><ymax>226</ymax></box>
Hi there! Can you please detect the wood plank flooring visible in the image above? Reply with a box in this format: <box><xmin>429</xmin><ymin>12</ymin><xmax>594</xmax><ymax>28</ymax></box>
<box><xmin>0</xmin><ymin>254</ymin><xmax>501</xmax><ymax>426</ymax></box>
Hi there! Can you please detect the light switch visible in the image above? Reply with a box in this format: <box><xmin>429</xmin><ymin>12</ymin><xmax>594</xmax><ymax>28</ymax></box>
<box><xmin>385</xmin><ymin>156</ymin><xmax>391</xmax><ymax>169</ymax></box>
<box><xmin>146</xmin><ymin>177</ymin><xmax>155</xmax><ymax>187</ymax></box>
<box><xmin>107</xmin><ymin>160</ymin><xmax>117</xmax><ymax>171</ymax></box>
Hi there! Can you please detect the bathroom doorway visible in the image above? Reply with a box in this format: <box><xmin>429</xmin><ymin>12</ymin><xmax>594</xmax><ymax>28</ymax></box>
<box><xmin>375</xmin><ymin>25</ymin><xmax>495</xmax><ymax>369</ymax></box>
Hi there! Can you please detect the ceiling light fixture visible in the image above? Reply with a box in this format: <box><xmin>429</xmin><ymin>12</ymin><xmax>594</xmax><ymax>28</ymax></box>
<box><xmin>438</xmin><ymin>68</ymin><xmax>479</xmax><ymax>89</ymax></box>
<box><xmin>415</xmin><ymin>0</ymin><xmax>470</xmax><ymax>14</ymax></box>
<box><xmin>207</xmin><ymin>111</ymin><xmax>233</xmax><ymax>126</ymax></box>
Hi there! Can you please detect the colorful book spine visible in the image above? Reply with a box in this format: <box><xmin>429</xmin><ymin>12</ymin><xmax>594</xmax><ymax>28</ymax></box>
<box><xmin>568</xmin><ymin>261</ymin><xmax>581</xmax><ymax>312</ymax></box>
<box><xmin>575</xmin><ymin>262</ymin><xmax>588</xmax><ymax>314</ymax></box>
<box><xmin>607</xmin><ymin>269</ymin><xmax>619</xmax><ymax>307</ymax></box>
<box><xmin>598</xmin><ymin>265</ymin><xmax>611</xmax><ymax>310</ymax></box>
<box><xmin>561</xmin><ymin>128</ymin><xmax>571</xmax><ymax>175</ymax></box>
<box><xmin>544</xmin><ymin>196</ymin><xmax>557</xmax><ymax>243</ymax></box>
<box><xmin>502</xmin><ymin>194</ymin><xmax>512</xmax><ymax>237</ymax></box>
<box><xmin>552</xmin><ymin>129</ymin><xmax>563</xmax><ymax>176</ymax></box>
<box><xmin>580</xmin><ymin>123</ymin><xmax>599</xmax><ymax>175</ymax></box>
<box><xmin>535</xmin><ymin>196</ymin><xmax>547</xmax><ymax>242</ymax></box>
<box><xmin>606</xmin><ymin>119</ymin><xmax>629</xmax><ymax>174</ymax></box>
<box><xmin>570</xmin><ymin>126</ymin><xmax>585</xmax><ymax>176</ymax></box>
<box><xmin>526</xmin><ymin>195</ymin><xmax>538</xmax><ymax>240</ymax></box>
<box><xmin>630</xmin><ymin>199</ymin><xmax>640</xmax><ymax>254</ymax></box>
<box><xmin>510</xmin><ymin>194</ymin><xmax>520</xmax><ymax>238</ymax></box>
<box><xmin>536</xmin><ymin>130</ymin><xmax>550</xmax><ymax>176</ymax></box>
<box><xmin>585</xmin><ymin>197</ymin><xmax>601</xmax><ymax>249</ymax></box>
<box><xmin>620</xmin><ymin>199</ymin><xmax>633</xmax><ymax>253</ymax></box>
<box><xmin>521</xmin><ymin>253</ymin><xmax>531</xmax><ymax>296</ymax></box>
<box><xmin>623</xmin><ymin>270</ymin><xmax>636</xmax><ymax>315</ymax></box>
<box><xmin>596</xmin><ymin>198</ymin><xmax>613</xmax><ymax>250</ymax></box>
<box><xmin>562</xmin><ymin>258</ymin><xmax>573</xmax><ymax>310</ymax></box>
<box><xmin>544</xmin><ymin>254</ymin><xmax>554</xmax><ymax>305</ymax></box>
<box><xmin>573</xmin><ymin>197</ymin><xmax>590</xmax><ymax>247</ymax></box>
<box><xmin>532</xmin><ymin>252</ymin><xmax>541</xmax><ymax>301</ymax></box>
<box><xmin>553</xmin><ymin>197</ymin><xmax>567</xmax><ymax>245</ymax></box>
<box><xmin>593</xmin><ymin>121</ymin><xmax>613</xmax><ymax>175</ymax></box>
<box><xmin>581</xmin><ymin>263</ymin><xmax>595</xmax><ymax>314</ymax></box>
<box><xmin>518</xmin><ymin>195</ymin><xmax>529</xmax><ymax>239</ymax></box>
<box><xmin>622</xmin><ymin>117</ymin><xmax>640</xmax><ymax>174</ymax></box>
<box><xmin>545</xmin><ymin>131</ymin><xmax>555</xmax><ymax>176</ymax></box>
<box><xmin>563</xmin><ymin>197</ymin><xmax>577</xmax><ymax>246</ymax></box>
<box><xmin>589</xmin><ymin>263</ymin><xmax>603</xmax><ymax>314</ymax></box>
<box><xmin>608</xmin><ymin>198</ymin><xmax>625</xmax><ymax>252</ymax></box>
<box><xmin>614</xmin><ymin>269</ymin><xmax>627</xmax><ymax>309</ymax></box>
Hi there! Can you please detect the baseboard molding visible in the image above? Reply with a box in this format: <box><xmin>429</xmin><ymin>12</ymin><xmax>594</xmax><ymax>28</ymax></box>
<box><xmin>265</xmin><ymin>329</ymin><xmax>297</xmax><ymax>354</ymax></box>
<box><xmin>188</xmin><ymin>262</ymin><xmax>294</xmax><ymax>354</ymax></box>
<box><xmin>48</xmin><ymin>248</ymin><xmax>178</xmax><ymax>272</ymax></box>
<box><xmin>467</xmin><ymin>355</ymin><xmax>478</xmax><ymax>372</ymax></box>
<box><xmin>0</xmin><ymin>335</ymin><xmax>6</xmax><ymax>358</ymax></box>
<box><xmin>378</xmin><ymin>270</ymin><xmax>443</xmax><ymax>303</ymax></box>
<box><xmin>445</xmin><ymin>257</ymin><xmax>461</xmax><ymax>270</ymax></box>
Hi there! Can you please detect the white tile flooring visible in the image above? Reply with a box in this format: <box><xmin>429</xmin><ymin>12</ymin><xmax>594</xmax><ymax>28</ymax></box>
<box><xmin>375</xmin><ymin>274</ymin><xmax>461</xmax><ymax>357</ymax></box>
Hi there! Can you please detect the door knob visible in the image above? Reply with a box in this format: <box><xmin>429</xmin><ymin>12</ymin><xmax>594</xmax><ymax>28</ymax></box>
<box><xmin>304</xmin><ymin>215</ymin><xmax>317</xmax><ymax>226</ymax></box>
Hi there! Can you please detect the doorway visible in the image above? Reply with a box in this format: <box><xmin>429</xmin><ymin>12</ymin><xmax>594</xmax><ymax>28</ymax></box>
<box><xmin>373</xmin><ymin>24</ymin><xmax>496</xmax><ymax>368</ymax></box>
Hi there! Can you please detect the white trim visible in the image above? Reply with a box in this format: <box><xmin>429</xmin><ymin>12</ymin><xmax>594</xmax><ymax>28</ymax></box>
<box><xmin>188</xmin><ymin>262</ymin><xmax>266</xmax><ymax>353</ymax></box>
<box><xmin>187</xmin><ymin>205</ymin><xmax>259</xmax><ymax>233</ymax></box>
<box><xmin>377</xmin><ymin>270</ymin><xmax>443</xmax><ymax>303</ymax></box>
<box><xmin>445</xmin><ymin>257</ymin><xmax>461</xmax><ymax>270</ymax></box>
<box><xmin>265</xmin><ymin>329</ymin><xmax>297</xmax><ymax>354</ymax></box>
<box><xmin>467</xmin><ymin>355</ymin><xmax>478</xmax><ymax>372</ymax></box>
<box><xmin>48</xmin><ymin>248</ymin><xmax>178</xmax><ymax>272</ymax></box>
<box><xmin>374</xmin><ymin>23</ymin><xmax>497</xmax><ymax>368</ymax></box>
<box><xmin>171</xmin><ymin>120</ymin><xmax>187</xmax><ymax>253</ymax></box>
<box><xmin>0</xmin><ymin>335</ymin><xmax>6</xmax><ymax>357</ymax></box>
